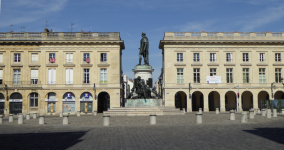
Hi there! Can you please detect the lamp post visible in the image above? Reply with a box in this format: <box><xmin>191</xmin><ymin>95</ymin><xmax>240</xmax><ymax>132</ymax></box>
<box><xmin>234</xmin><ymin>85</ymin><xmax>240</xmax><ymax>112</ymax></box>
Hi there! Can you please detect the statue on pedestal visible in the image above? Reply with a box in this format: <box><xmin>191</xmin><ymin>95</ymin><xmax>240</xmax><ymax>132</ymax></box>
<box><xmin>138</xmin><ymin>32</ymin><xmax>149</xmax><ymax>66</ymax></box>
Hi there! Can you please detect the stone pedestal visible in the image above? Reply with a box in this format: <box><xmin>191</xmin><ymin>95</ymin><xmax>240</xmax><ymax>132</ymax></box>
<box><xmin>18</xmin><ymin>114</ymin><xmax>23</xmax><ymax>124</ymax></box>
<box><xmin>94</xmin><ymin>110</ymin><xmax>97</xmax><ymax>116</ymax></box>
<box><xmin>150</xmin><ymin>113</ymin><xmax>157</xmax><ymax>125</ymax></box>
<box><xmin>216</xmin><ymin>108</ymin><xmax>219</xmax><ymax>114</ymax></box>
<box><xmin>132</xmin><ymin>65</ymin><xmax>154</xmax><ymax>85</ymax></box>
<box><xmin>241</xmin><ymin>112</ymin><xmax>247</xmax><ymax>123</ymax></box>
<box><xmin>9</xmin><ymin>114</ymin><xmax>13</xmax><ymax>122</ymax></box>
<box><xmin>262</xmin><ymin>109</ymin><xmax>266</xmax><ymax>116</ymax></box>
<box><xmin>26</xmin><ymin>113</ymin><xmax>30</xmax><ymax>120</ymax></box>
<box><xmin>230</xmin><ymin>110</ymin><xmax>235</xmax><ymax>120</ymax></box>
<box><xmin>103</xmin><ymin>115</ymin><xmax>110</xmax><ymax>126</ymax></box>
<box><xmin>199</xmin><ymin>108</ymin><xmax>202</xmax><ymax>114</ymax></box>
<box><xmin>273</xmin><ymin>109</ymin><xmax>277</xmax><ymax>117</ymax></box>
<box><xmin>125</xmin><ymin>99</ymin><xmax>162</xmax><ymax>107</ymax></box>
<box><xmin>39</xmin><ymin>115</ymin><xmax>45</xmax><ymax>125</ymax></box>
<box><xmin>0</xmin><ymin>115</ymin><xmax>3</xmax><ymax>124</ymax></box>
<box><xmin>249</xmin><ymin>109</ymin><xmax>254</xmax><ymax>119</ymax></box>
<box><xmin>196</xmin><ymin>113</ymin><xmax>202</xmax><ymax>124</ymax></box>
<box><xmin>266</xmin><ymin>109</ymin><xmax>271</xmax><ymax>118</ymax></box>
<box><xmin>63</xmin><ymin>114</ymin><xmax>69</xmax><ymax>125</ymax></box>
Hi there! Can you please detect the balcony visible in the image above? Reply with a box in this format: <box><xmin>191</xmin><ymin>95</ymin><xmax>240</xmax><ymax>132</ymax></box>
<box><xmin>2</xmin><ymin>81</ymin><xmax>42</xmax><ymax>89</ymax></box>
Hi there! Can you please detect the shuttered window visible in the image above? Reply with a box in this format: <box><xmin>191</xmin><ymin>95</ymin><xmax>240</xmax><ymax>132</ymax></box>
<box><xmin>100</xmin><ymin>68</ymin><xmax>107</xmax><ymax>83</ymax></box>
<box><xmin>31</xmin><ymin>54</ymin><xmax>38</xmax><ymax>63</ymax></box>
<box><xmin>0</xmin><ymin>53</ymin><xmax>3</xmax><ymax>63</ymax></box>
<box><xmin>0</xmin><ymin>70</ymin><xmax>3</xmax><ymax>84</ymax></box>
<box><xmin>66</xmin><ymin>69</ymin><xmax>73</xmax><ymax>84</ymax></box>
<box><xmin>66</xmin><ymin>53</ymin><xmax>73</xmax><ymax>63</ymax></box>
<box><xmin>48</xmin><ymin>69</ymin><xmax>56</xmax><ymax>84</ymax></box>
<box><xmin>31</xmin><ymin>70</ymin><xmax>38</xmax><ymax>84</ymax></box>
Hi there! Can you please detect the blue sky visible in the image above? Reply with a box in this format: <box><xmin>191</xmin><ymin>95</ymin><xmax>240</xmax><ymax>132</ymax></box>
<box><xmin>1</xmin><ymin>0</ymin><xmax>284</xmax><ymax>82</ymax></box>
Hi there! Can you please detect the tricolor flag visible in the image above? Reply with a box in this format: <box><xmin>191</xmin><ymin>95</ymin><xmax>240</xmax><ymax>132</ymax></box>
<box><xmin>84</xmin><ymin>93</ymin><xmax>89</xmax><ymax>98</ymax></box>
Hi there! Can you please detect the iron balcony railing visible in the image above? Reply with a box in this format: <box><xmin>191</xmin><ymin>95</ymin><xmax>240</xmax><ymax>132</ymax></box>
<box><xmin>1</xmin><ymin>81</ymin><xmax>42</xmax><ymax>88</ymax></box>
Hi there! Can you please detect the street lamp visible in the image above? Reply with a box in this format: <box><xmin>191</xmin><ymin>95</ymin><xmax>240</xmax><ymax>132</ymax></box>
<box><xmin>234</xmin><ymin>85</ymin><xmax>240</xmax><ymax>112</ymax></box>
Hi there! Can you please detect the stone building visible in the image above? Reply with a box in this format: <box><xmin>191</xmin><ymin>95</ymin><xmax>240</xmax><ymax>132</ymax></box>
<box><xmin>0</xmin><ymin>31</ymin><xmax>125</xmax><ymax>115</ymax></box>
<box><xmin>159</xmin><ymin>32</ymin><xmax>284</xmax><ymax>112</ymax></box>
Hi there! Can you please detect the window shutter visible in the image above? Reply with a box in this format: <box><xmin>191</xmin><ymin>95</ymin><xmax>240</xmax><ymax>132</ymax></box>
<box><xmin>104</xmin><ymin>69</ymin><xmax>107</xmax><ymax>81</ymax></box>
<box><xmin>0</xmin><ymin>54</ymin><xmax>3</xmax><ymax>63</ymax></box>
<box><xmin>70</xmin><ymin>69</ymin><xmax>73</xmax><ymax>84</ymax></box>
<box><xmin>70</xmin><ymin>54</ymin><xmax>73</xmax><ymax>62</ymax></box>
<box><xmin>31</xmin><ymin>70</ymin><xmax>38</xmax><ymax>79</ymax></box>
<box><xmin>31</xmin><ymin>54</ymin><xmax>38</xmax><ymax>62</ymax></box>
<box><xmin>263</xmin><ymin>53</ymin><xmax>265</xmax><ymax>61</ymax></box>
<box><xmin>230</xmin><ymin>53</ymin><xmax>232</xmax><ymax>62</ymax></box>
<box><xmin>48</xmin><ymin>69</ymin><xmax>52</xmax><ymax>84</ymax></box>
<box><xmin>52</xmin><ymin>69</ymin><xmax>56</xmax><ymax>84</ymax></box>
<box><xmin>0</xmin><ymin>70</ymin><xmax>3</xmax><ymax>79</ymax></box>
<box><xmin>66</xmin><ymin>69</ymin><xmax>70</xmax><ymax>84</ymax></box>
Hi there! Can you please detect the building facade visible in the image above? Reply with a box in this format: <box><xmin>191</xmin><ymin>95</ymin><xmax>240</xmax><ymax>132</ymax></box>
<box><xmin>159</xmin><ymin>32</ymin><xmax>284</xmax><ymax>112</ymax></box>
<box><xmin>0</xmin><ymin>31</ymin><xmax>125</xmax><ymax>115</ymax></box>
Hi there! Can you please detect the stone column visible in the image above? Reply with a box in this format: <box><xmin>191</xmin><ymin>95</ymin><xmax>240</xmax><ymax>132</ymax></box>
<box><xmin>103</xmin><ymin>115</ymin><xmax>110</xmax><ymax>126</ymax></box>
<box><xmin>63</xmin><ymin>114</ymin><xmax>69</xmax><ymax>125</ymax></box>
<box><xmin>266</xmin><ymin>109</ymin><xmax>271</xmax><ymax>118</ymax></box>
<box><xmin>187</xmin><ymin>94</ymin><xmax>192</xmax><ymax>112</ymax></box>
<box><xmin>26</xmin><ymin>113</ymin><xmax>30</xmax><ymax>120</ymax></box>
<box><xmin>39</xmin><ymin>115</ymin><xmax>45</xmax><ymax>125</ymax></box>
<box><xmin>273</xmin><ymin>109</ymin><xmax>277</xmax><ymax>117</ymax></box>
<box><xmin>150</xmin><ymin>113</ymin><xmax>157</xmax><ymax>125</ymax></box>
<box><xmin>253</xmin><ymin>93</ymin><xmax>258</xmax><ymax>110</ymax></box>
<box><xmin>216</xmin><ymin>108</ymin><xmax>219</xmax><ymax>114</ymax></box>
<box><xmin>9</xmin><ymin>114</ymin><xmax>13</xmax><ymax>122</ymax></box>
<box><xmin>18</xmin><ymin>114</ymin><xmax>23</xmax><ymax>124</ymax></box>
<box><xmin>230</xmin><ymin>110</ymin><xmax>235</xmax><ymax>120</ymax></box>
<box><xmin>220</xmin><ymin>95</ymin><xmax>226</xmax><ymax>112</ymax></box>
<box><xmin>203</xmin><ymin>94</ymin><xmax>209</xmax><ymax>112</ymax></box>
<box><xmin>196</xmin><ymin>113</ymin><xmax>202</xmax><ymax>124</ymax></box>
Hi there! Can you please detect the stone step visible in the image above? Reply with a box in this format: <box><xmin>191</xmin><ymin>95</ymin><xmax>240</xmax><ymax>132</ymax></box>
<box><xmin>163</xmin><ymin>111</ymin><xmax>185</xmax><ymax>115</ymax></box>
<box><xmin>104</xmin><ymin>111</ymin><xmax>164</xmax><ymax>116</ymax></box>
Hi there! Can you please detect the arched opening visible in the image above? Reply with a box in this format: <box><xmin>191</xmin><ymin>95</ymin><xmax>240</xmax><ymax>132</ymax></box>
<box><xmin>80</xmin><ymin>92</ymin><xmax>93</xmax><ymax>113</ymax></box>
<box><xmin>0</xmin><ymin>93</ymin><xmax>4</xmax><ymax>114</ymax></box>
<box><xmin>174</xmin><ymin>91</ymin><xmax>187</xmax><ymax>111</ymax></box>
<box><xmin>9</xmin><ymin>92</ymin><xmax>23</xmax><ymax>114</ymax></box>
<box><xmin>258</xmin><ymin>91</ymin><xmax>269</xmax><ymax>109</ymax></box>
<box><xmin>192</xmin><ymin>91</ymin><xmax>204</xmax><ymax>111</ymax></box>
<box><xmin>274</xmin><ymin>91</ymin><xmax>284</xmax><ymax>100</ymax></box>
<box><xmin>241</xmin><ymin>91</ymin><xmax>253</xmax><ymax>111</ymax></box>
<box><xmin>225</xmin><ymin>91</ymin><xmax>237</xmax><ymax>111</ymax></box>
<box><xmin>62</xmin><ymin>92</ymin><xmax>75</xmax><ymax>113</ymax></box>
<box><xmin>47</xmin><ymin>92</ymin><xmax>57</xmax><ymax>113</ymax></box>
<box><xmin>98</xmin><ymin>92</ymin><xmax>110</xmax><ymax>113</ymax></box>
<box><xmin>208</xmin><ymin>91</ymin><xmax>220</xmax><ymax>111</ymax></box>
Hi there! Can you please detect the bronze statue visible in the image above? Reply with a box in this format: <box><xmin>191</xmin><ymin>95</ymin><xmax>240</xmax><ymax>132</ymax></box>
<box><xmin>138</xmin><ymin>32</ymin><xmax>149</xmax><ymax>65</ymax></box>
<box><xmin>127</xmin><ymin>76</ymin><xmax>153</xmax><ymax>99</ymax></box>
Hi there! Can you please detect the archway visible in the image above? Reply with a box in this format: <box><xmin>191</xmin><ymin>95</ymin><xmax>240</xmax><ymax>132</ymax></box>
<box><xmin>62</xmin><ymin>92</ymin><xmax>76</xmax><ymax>113</ymax></box>
<box><xmin>80</xmin><ymin>92</ymin><xmax>93</xmax><ymax>113</ymax></box>
<box><xmin>9</xmin><ymin>92</ymin><xmax>23</xmax><ymax>114</ymax></box>
<box><xmin>175</xmin><ymin>91</ymin><xmax>187</xmax><ymax>111</ymax></box>
<box><xmin>98</xmin><ymin>92</ymin><xmax>110</xmax><ymax>113</ymax></box>
<box><xmin>46</xmin><ymin>92</ymin><xmax>57</xmax><ymax>113</ymax></box>
<box><xmin>242</xmin><ymin>91</ymin><xmax>253</xmax><ymax>111</ymax></box>
<box><xmin>208</xmin><ymin>91</ymin><xmax>220</xmax><ymax>111</ymax></box>
<box><xmin>258</xmin><ymin>91</ymin><xmax>269</xmax><ymax>109</ymax></box>
<box><xmin>225</xmin><ymin>91</ymin><xmax>236</xmax><ymax>111</ymax></box>
<box><xmin>274</xmin><ymin>91</ymin><xmax>284</xmax><ymax>100</ymax></box>
<box><xmin>192</xmin><ymin>91</ymin><xmax>204</xmax><ymax>111</ymax></box>
<box><xmin>0</xmin><ymin>93</ymin><xmax>4</xmax><ymax>114</ymax></box>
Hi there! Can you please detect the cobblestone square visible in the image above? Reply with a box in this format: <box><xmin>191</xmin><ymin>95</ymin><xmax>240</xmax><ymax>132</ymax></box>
<box><xmin>0</xmin><ymin>113</ymin><xmax>283</xmax><ymax>149</ymax></box>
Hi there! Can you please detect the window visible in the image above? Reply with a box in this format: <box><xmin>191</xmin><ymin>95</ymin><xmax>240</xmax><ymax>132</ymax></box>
<box><xmin>49</xmin><ymin>53</ymin><xmax>55</xmax><ymax>58</ymax></box>
<box><xmin>243</xmin><ymin>53</ymin><xmax>249</xmax><ymax>62</ymax></box>
<box><xmin>0</xmin><ymin>53</ymin><xmax>3</xmax><ymax>63</ymax></box>
<box><xmin>66</xmin><ymin>53</ymin><xmax>73</xmax><ymax>63</ymax></box>
<box><xmin>177</xmin><ymin>68</ymin><xmax>184</xmax><ymax>83</ymax></box>
<box><xmin>31</xmin><ymin>69</ymin><xmax>38</xmax><ymax>85</ymax></box>
<box><xmin>13</xmin><ymin>69</ymin><xmax>21</xmax><ymax>85</ymax></box>
<box><xmin>48</xmin><ymin>69</ymin><xmax>56</xmax><ymax>84</ymax></box>
<box><xmin>66</xmin><ymin>69</ymin><xmax>73</xmax><ymax>84</ymax></box>
<box><xmin>83</xmin><ymin>69</ymin><xmax>90</xmax><ymax>84</ymax></box>
<box><xmin>30</xmin><ymin>93</ymin><xmax>38</xmax><ymax>107</ymax></box>
<box><xmin>243</xmin><ymin>68</ymin><xmax>249</xmax><ymax>83</ymax></box>
<box><xmin>259</xmin><ymin>68</ymin><xmax>266</xmax><ymax>83</ymax></box>
<box><xmin>210</xmin><ymin>68</ymin><xmax>216</xmax><ymax>76</ymax></box>
<box><xmin>259</xmin><ymin>53</ymin><xmax>265</xmax><ymax>62</ymax></box>
<box><xmin>101</xmin><ymin>53</ymin><xmax>107</xmax><ymax>62</ymax></box>
<box><xmin>177</xmin><ymin>53</ymin><xmax>183</xmax><ymax>62</ymax></box>
<box><xmin>83</xmin><ymin>53</ymin><xmax>90</xmax><ymax>62</ymax></box>
<box><xmin>210</xmin><ymin>53</ymin><xmax>216</xmax><ymax>62</ymax></box>
<box><xmin>193</xmin><ymin>53</ymin><xmax>200</xmax><ymax>62</ymax></box>
<box><xmin>226</xmin><ymin>68</ymin><xmax>233</xmax><ymax>83</ymax></box>
<box><xmin>275</xmin><ymin>53</ymin><xmax>281</xmax><ymax>62</ymax></box>
<box><xmin>226</xmin><ymin>53</ymin><xmax>233</xmax><ymax>62</ymax></box>
<box><xmin>193</xmin><ymin>68</ymin><xmax>200</xmax><ymax>83</ymax></box>
<box><xmin>275</xmin><ymin>68</ymin><xmax>282</xmax><ymax>83</ymax></box>
<box><xmin>14</xmin><ymin>53</ymin><xmax>21</xmax><ymax>62</ymax></box>
<box><xmin>31</xmin><ymin>54</ymin><xmax>38</xmax><ymax>63</ymax></box>
<box><xmin>100</xmin><ymin>68</ymin><xmax>107</xmax><ymax>83</ymax></box>
<box><xmin>0</xmin><ymin>70</ymin><xmax>3</xmax><ymax>84</ymax></box>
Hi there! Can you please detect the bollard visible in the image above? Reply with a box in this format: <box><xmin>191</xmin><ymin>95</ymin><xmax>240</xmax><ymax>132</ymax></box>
<box><xmin>266</xmin><ymin>109</ymin><xmax>271</xmax><ymax>118</ymax></box>
<box><xmin>273</xmin><ymin>109</ymin><xmax>277</xmax><ymax>117</ymax></box>
<box><xmin>249</xmin><ymin>109</ymin><xmax>254</xmax><ymax>119</ymax></box>
<box><xmin>262</xmin><ymin>109</ymin><xmax>266</xmax><ymax>116</ymax></box>
<box><xmin>257</xmin><ymin>109</ymin><xmax>260</xmax><ymax>114</ymax></box>
<box><xmin>150</xmin><ymin>113</ymin><xmax>157</xmax><ymax>125</ymax></box>
<box><xmin>33</xmin><ymin>113</ymin><xmax>37</xmax><ymax>119</ymax></box>
<box><xmin>230</xmin><ymin>110</ymin><xmax>235</xmax><ymax>120</ymax></box>
<box><xmin>39</xmin><ymin>115</ymin><xmax>45</xmax><ymax>125</ymax></box>
<box><xmin>241</xmin><ymin>112</ymin><xmax>247</xmax><ymax>123</ymax></box>
<box><xmin>9</xmin><ymin>114</ymin><xmax>13</xmax><ymax>122</ymax></box>
<box><xmin>183</xmin><ymin>108</ymin><xmax>186</xmax><ymax>114</ymax></box>
<box><xmin>196</xmin><ymin>113</ymin><xmax>202</xmax><ymax>124</ymax></box>
<box><xmin>63</xmin><ymin>114</ymin><xmax>69</xmax><ymax>125</ymax></box>
<box><xmin>199</xmin><ymin>108</ymin><xmax>202</xmax><ymax>113</ymax></box>
<box><xmin>94</xmin><ymin>110</ymin><xmax>97</xmax><ymax>116</ymax></box>
<box><xmin>253</xmin><ymin>109</ymin><xmax>256</xmax><ymax>115</ymax></box>
<box><xmin>59</xmin><ymin>112</ymin><xmax>63</xmax><ymax>117</ymax></box>
<box><xmin>103</xmin><ymin>115</ymin><xmax>110</xmax><ymax>126</ymax></box>
<box><xmin>77</xmin><ymin>111</ymin><xmax>80</xmax><ymax>117</ymax></box>
<box><xmin>216</xmin><ymin>108</ymin><xmax>219</xmax><ymax>114</ymax></box>
<box><xmin>282</xmin><ymin>109</ymin><xmax>284</xmax><ymax>115</ymax></box>
<box><xmin>26</xmin><ymin>113</ymin><xmax>30</xmax><ymax>120</ymax></box>
<box><xmin>18</xmin><ymin>114</ymin><xmax>23</xmax><ymax>124</ymax></box>
<box><xmin>0</xmin><ymin>115</ymin><xmax>3</xmax><ymax>124</ymax></box>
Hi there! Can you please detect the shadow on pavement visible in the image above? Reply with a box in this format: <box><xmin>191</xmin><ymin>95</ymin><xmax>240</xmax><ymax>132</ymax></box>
<box><xmin>0</xmin><ymin>131</ymin><xmax>88</xmax><ymax>149</ymax></box>
<box><xmin>243</xmin><ymin>128</ymin><xmax>284</xmax><ymax>144</ymax></box>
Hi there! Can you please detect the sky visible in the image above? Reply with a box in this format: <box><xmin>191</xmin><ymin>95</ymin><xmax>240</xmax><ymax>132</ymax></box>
<box><xmin>1</xmin><ymin>0</ymin><xmax>284</xmax><ymax>82</ymax></box>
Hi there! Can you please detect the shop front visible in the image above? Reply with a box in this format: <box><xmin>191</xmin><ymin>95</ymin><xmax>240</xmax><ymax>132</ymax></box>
<box><xmin>9</xmin><ymin>93</ymin><xmax>23</xmax><ymax>115</ymax></box>
<box><xmin>80</xmin><ymin>92</ymin><xmax>93</xmax><ymax>113</ymax></box>
<box><xmin>62</xmin><ymin>92</ymin><xmax>75</xmax><ymax>113</ymax></box>
<box><xmin>46</xmin><ymin>92</ymin><xmax>57</xmax><ymax>113</ymax></box>
<box><xmin>0</xmin><ymin>93</ymin><xmax>4</xmax><ymax>114</ymax></box>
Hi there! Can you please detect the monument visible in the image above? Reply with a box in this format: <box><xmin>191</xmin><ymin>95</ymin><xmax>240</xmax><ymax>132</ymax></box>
<box><xmin>125</xmin><ymin>33</ymin><xmax>162</xmax><ymax>107</ymax></box>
